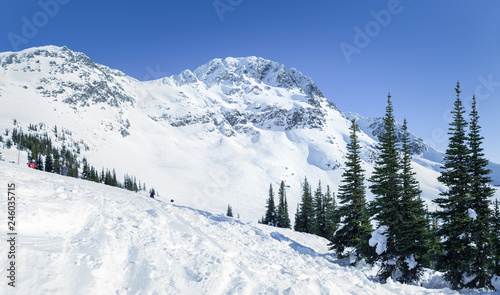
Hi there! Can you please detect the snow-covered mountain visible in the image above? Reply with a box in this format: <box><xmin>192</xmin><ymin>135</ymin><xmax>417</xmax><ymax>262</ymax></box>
<box><xmin>0</xmin><ymin>46</ymin><xmax>498</xmax><ymax>222</ymax></box>
<box><xmin>0</xmin><ymin>161</ymin><xmax>469</xmax><ymax>294</ymax></box>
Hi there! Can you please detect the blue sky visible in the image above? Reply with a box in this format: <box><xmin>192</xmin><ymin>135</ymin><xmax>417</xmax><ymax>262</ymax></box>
<box><xmin>1</xmin><ymin>0</ymin><xmax>500</xmax><ymax>162</ymax></box>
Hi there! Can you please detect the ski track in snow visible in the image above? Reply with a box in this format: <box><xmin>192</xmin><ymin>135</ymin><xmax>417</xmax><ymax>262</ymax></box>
<box><xmin>0</xmin><ymin>162</ymin><xmax>477</xmax><ymax>295</ymax></box>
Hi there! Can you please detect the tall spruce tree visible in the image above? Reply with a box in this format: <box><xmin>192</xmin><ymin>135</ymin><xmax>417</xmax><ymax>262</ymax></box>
<box><xmin>294</xmin><ymin>177</ymin><xmax>314</xmax><ymax>233</ymax></box>
<box><xmin>330</xmin><ymin>119</ymin><xmax>373</xmax><ymax>265</ymax></box>
<box><xmin>368</xmin><ymin>93</ymin><xmax>404</xmax><ymax>282</ymax></box>
<box><xmin>264</xmin><ymin>184</ymin><xmax>277</xmax><ymax>226</ymax></box>
<box><xmin>467</xmin><ymin>95</ymin><xmax>495</xmax><ymax>289</ymax></box>
<box><xmin>397</xmin><ymin>119</ymin><xmax>430</xmax><ymax>283</ymax></box>
<box><xmin>277</xmin><ymin>181</ymin><xmax>291</xmax><ymax>229</ymax></box>
<box><xmin>434</xmin><ymin>82</ymin><xmax>474</xmax><ymax>290</ymax></box>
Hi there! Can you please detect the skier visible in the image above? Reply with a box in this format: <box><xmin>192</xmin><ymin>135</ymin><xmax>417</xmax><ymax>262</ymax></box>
<box><xmin>150</xmin><ymin>189</ymin><xmax>155</xmax><ymax>199</ymax></box>
<box><xmin>28</xmin><ymin>160</ymin><xmax>35</xmax><ymax>169</ymax></box>
<box><xmin>61</xmin><ymin>165</ymin><xmax>68</xmax><ymax>176</ymax></box>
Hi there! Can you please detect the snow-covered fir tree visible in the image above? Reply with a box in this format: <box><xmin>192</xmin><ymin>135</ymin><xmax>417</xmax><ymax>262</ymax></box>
<box><xmin>368</xmin><ymin>93</ymin><xmax>404</xmax><ymax>282</ymax></box>
<box><xmin>434</xmin><ymin>82</ymin><xmax>475</xmax><ymax>290</ymax></box>
<box><xmin>467</xmin><ymin>95</ymin><xmax>495</xmax><ymax>289</ymax></box>
<box><xmin>330</xmin><ymin>119</ymin><xmax>373</xmax><ymax>265</ymax></box>
<box><xmin>396</xmin><ymin>119</ymin><xmax>430</xmax><ymax>283</ymax></box>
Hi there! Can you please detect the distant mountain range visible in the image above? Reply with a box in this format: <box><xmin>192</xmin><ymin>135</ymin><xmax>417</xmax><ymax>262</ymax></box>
<box><xmin>0</xmin><ymin>46</ymin><xmax>498</xmax><ymax>221</ymax></box>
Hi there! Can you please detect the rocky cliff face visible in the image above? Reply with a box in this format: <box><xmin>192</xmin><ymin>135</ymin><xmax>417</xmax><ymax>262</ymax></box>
<box><xmin>0</xmin><ymin>46</ymin><xmax>136</xmax><ymax>108</ymax></box>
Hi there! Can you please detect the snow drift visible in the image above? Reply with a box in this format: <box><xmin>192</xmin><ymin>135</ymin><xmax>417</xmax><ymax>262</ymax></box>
<box><xmin>0</xmin><ymin>161</ymin><xmax>465</xmax><ymax>294</ymax></box>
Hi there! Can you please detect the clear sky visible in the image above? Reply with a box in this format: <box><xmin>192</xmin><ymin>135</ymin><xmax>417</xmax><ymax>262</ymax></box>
<box><xmin>1</xmin><ymin>0</ymin><xmax>500</xmax><ymax>162</ymax></box>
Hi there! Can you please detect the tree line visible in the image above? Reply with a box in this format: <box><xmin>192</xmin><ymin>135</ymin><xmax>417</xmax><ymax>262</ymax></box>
<box><xmin>2</xmin><ymin>124</ymin><xmax>152</xmax><ymax>194</ymax></box>
<box><xmin>259</xmin><ymin>83</ymin><xmax>499</xmax><ymax>291</ymax></box>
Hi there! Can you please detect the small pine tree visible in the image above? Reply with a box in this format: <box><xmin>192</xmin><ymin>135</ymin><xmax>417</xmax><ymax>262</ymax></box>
<box><xmin>330</xmin><ymin>119</ymin><xmax>373</xmax><ymax>265</ymax></box>
<box><xmin>112</xmin><ymin>169</ymin><xmax>118</xmax><ymax>187</ymax></box>
<box><xmin>44</xmin><ymin>152</ymin><xmax>53</xmax><ymax>173</ymax></box>
<box><xmin>82</xmin><ymin>158</ymin><xmax>90</xmax><ymax>180</ymax></box>
<box><xmin>323</xmin><ymin>185</ymin><xmax>338</xmax><ymax>242</ymax></box>
<box><xmin>276</xmin><ymin>181</ymin><xmax>291</xmax><ymax>228</ymax></box>
<box><xmin>294</xmin><ymin>177</ymin><xmax>314</xmax><ymax>233</ymax></box>
<box><xmin>35</xmin><ymin>154</ymin><xmax>44</xmax><ymax>170</ymax></box>
<box><xmin>312</xmin><ymin>181</ymin><xmax>327</xmax><ymax>237</ymax></box>
<box><xmin>53</xmin><ymin>149</ymin><xmax>61</xmax><ymax>174</ymax></box>
<box><xmin>264</xmin><ymin>184</ymin><xmax>277</xmax><ymax>226</ymax></box>
<box><xmin>226</xmin><ymin>204</ymin><xmax>233</xmax><ymax>217</ymax></box>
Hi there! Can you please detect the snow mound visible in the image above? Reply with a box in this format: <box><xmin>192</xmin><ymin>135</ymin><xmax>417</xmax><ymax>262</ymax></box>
<box><xmin>369</xmin><ymin>226</ymin><xmax>389</xmax><ymax>255</ymax></box>
<box><xmin>0</xmin><ymin>162</ymin><xmax>462</xmax><ymax>294</ymax></box>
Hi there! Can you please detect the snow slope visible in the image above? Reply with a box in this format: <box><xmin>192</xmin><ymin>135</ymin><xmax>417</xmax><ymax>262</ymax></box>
<box><xmin>0</xmin><ymin>162</ymin><xmax>470</xmax><ymax>294</ymax></box>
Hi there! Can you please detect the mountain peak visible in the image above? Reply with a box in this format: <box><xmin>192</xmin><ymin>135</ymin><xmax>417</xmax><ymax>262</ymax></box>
<box><xmin>192</xmin><ymin>56</ymin><xmax>324</xmax><ymax>99</ymax></box>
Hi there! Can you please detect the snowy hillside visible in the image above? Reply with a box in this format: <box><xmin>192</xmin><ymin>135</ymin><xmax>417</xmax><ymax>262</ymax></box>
<box><xmin>0</xmin><ymin>46</ymin><xmax>498</xmax><ymax>223</ymax></box>
<box><xmin>0</xmin><ymin>161</ymin><xmax>469</xmax><ymax>294</ymax></box>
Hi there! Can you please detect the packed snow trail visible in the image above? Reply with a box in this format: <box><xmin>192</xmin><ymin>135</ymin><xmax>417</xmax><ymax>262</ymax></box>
<box><xmin>0</xmin><ymin>161</ymin><xmax>466</xmax><ymax>294</ymax></box>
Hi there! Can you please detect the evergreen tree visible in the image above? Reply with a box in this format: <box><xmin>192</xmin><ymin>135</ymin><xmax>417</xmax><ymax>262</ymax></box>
<box><xmin>82</xmin><ymin>158</ymin><xmax>90</xmax><ymax>180</ymax></box>
<box><xmin>104</xmin><ymin>169</ymin><xmax>112</xmax><ymax>185</ymax></box>
<box><xmin>323</xmin><ymin>185</ymin><xmax>338</xmax><ymax>242</ymax></box>
<box><xmin>330</xmin><ymin>119</ymin><xmax>373</xmax><ymax>265</ymax></box>
<box><xmin>276</xmin><ymin>181</ymin><xmax>291</xmax><ymax>228</ymax></box>
<box><xmin>226</xmin><ymin>204</ymin><xmax>233</xmax><ymax>217</ymax></box>
<box><xmin>368</xmin><ymin>93</ymin><xmax>404</xmax><ymax>281</ymax></box>
<box><xmin>35</xmin><ymin>154</ymin><xmax>44</xmax><ymax>170</ymax></box>
<box><xmin>263</xmin><ymin>184</ymin><xmax>277</xmax><ymax>226</ymax></box>
<box><xmin>112</xmin><ymin>169</ymin><xmax>118</xmax><ymax>187</ymax></box>
<box><xmin>434</xmin><ymin>82</ymin><xmax>474</xmax><ymax>290</ymax></box>
<box><xmin>312</xmin><ymin>181</ymin><xmax>327</xmax><ymax>237</ymax></box>
<box><xmin>133</xmin><ymin>176</ymin><xmax>138</xmax><ymax>192</ymax></box>
<box><xmin>492</xmin><ymin>200</ymin><xmax>500</xmax><ymax>276</ymax></box>
<box><xmin>44</xmin><ymin>152</ymin><xmax>53</xmax><ymax>173</ymax></box>
<box><xmin>397</xmin><ymin>119</ymin><xmax>430</xmax><ymax>283</ymax></box>
<box><xmin>427</xmin><ymin>215</ymin><xmax>443</xmax><ymax>270</ymax></box>
<box><xmin>467</xmin><ymin>95</ymin><xmax>495</xmax><ymax>289</ymax></box>
<box><xmin>53</xmin><ymin>149</ymin><xmax>61</xmax><ymax>174</ymax></box>
<box><xmin>294</xmin><ymin>177</ymin><xmax>314</xmax><ymax>233</ymax></box>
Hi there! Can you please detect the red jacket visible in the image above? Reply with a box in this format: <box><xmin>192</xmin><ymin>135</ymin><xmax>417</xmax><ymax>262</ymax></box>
<box><xmin>28</xmin><ymin>162</ymin><xmax>35</xmax><ymax>168</ymax></box>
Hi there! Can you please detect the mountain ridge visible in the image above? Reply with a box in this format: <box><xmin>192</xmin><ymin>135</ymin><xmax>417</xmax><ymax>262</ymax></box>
<box><xmin>0</xmin><ymin>45</ymin><xmax>498</xmax><ymax>222</ymax></box>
